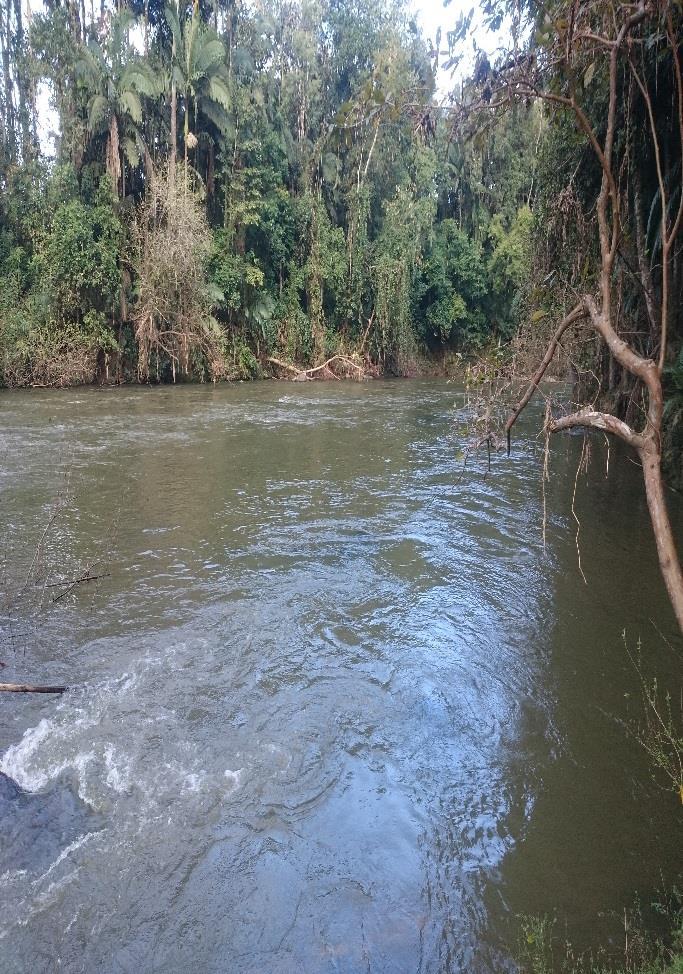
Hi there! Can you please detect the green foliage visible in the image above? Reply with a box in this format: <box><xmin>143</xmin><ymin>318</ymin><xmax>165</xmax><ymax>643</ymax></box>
<box><xmin>42</xmin><ymin>189</ymin><xmax>122</xmax><ymax>321</ymax></box>
<box><xmin>487</xmin><ymin>205</ymin><xmax>534</xmax><ymax>338</ymax></box>
<box><xmin>4</xmin><ymin>0</ymin><xmax>543</xmax><ymax>383</ymax></box>
<box><xmin>0</xmin><ymin>167</ymin><xmax>122</xmax><ymax>387</ymax></box>
<box><xmin>415</xmin><ymin>219</ymin><xmax>487</xmax><ymax>348</ymax></box>
<box><xmin>236</xmin><ymin>342</ymin><xmax>260</xmax><ymax>379</ymax></box>
<box><xmin>515</xmin><ymin>889</ymin><xmax>683</xmax><ymax>974</ymax></box>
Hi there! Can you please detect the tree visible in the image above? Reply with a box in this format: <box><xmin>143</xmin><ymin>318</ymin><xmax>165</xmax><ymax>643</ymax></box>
<box><xmin>164</xmin><ymin>0</ymin><xmax>231</xmax><ymax>186</ymax></box>
<box><xmin>132</xmin><ymin>165</ymin><xmax>224</xmax><ymax>381</ymax></box>
<box><xmin>77</xmin><ymin>10</ymin><xmax>159</xmax><ymax>196</ymax></box>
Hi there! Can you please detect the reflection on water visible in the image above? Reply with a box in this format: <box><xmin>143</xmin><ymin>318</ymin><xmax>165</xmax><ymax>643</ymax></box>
<box><xmin>0</xmin><ymin>380</ymin><xmax>680</xmax><ymax>973</ymax></box>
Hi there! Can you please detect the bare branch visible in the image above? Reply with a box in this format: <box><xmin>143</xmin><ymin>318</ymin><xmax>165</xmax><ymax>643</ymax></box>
<box><xmin>583</xmin><ymin>294</ymin><xmax>663</xmax><ymax>432</ymax></box>
<box><xmin>505</xmin><ymin>302</ymin><xmax>587</xmax><ymax>448</ymax></box>
<box><xmin>548</xmin><ymin>407</ymin><xmax>644</xmax><ymax>448</ymax></box>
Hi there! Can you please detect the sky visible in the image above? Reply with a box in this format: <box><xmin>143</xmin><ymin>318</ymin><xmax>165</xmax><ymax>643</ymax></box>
<box><xmin>413</xmin><ymin>0</ymin><xmax>465</xmax><ymax>48</ymax></box>
<box><xmin>412</xmin><ymin>0</ymin><xmax>511</xmax><ymax>98</ymax></box>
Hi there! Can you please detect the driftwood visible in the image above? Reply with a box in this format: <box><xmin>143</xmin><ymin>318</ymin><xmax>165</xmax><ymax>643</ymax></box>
<box><xmin>0</xmin><ymin>682</ymin><xmax>67</xmax><ymax>694</ymax></box>
<box><xmin>43</xmin><ymin>572</ymin><xmax>111</xmax><ymax>590</ymax></box>
<box><xmin>267</xmin><ymin>355</ymin><xmax>366</xmax><ymax>380</ymax></box>
<box><xmin>50</xmin><ymin>571</ymin><xmax>111</xmax><ymax>603</ymax></box>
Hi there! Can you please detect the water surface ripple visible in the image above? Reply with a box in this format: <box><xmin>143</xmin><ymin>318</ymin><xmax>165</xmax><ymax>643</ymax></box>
<box><xmin>0</xmin><ymin>381</ymin><xmax>680</xmax><ymax>973</ymax></box>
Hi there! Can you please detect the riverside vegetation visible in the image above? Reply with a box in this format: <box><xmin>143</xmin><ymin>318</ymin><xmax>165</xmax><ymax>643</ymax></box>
<box><xmin>0</xmin><ymin>0</ymin><xmax>681</xmax><ymax>448</ymax></box>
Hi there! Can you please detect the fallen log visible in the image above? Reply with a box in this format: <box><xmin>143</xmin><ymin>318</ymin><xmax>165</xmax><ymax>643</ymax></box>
<box><xmin>266</xmin><ymin>354</ymin><xmax>366</xmax><ymax>380</ymax></box>
<box><xmin>0</xmin><ymin>682</ymin><xmax>67</xmax><ymax>694</ymax></box>
<box><xmin>266</xmin><ymin>357</ymin><xmax>305</xmax><ymax>376</ymax></box>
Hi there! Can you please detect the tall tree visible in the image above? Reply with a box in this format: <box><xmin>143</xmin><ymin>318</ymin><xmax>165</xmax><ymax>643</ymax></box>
<box><xmin>165</xmin><ymin>0</ymin><xmax>231</xmax><ymax>185</ymax></box>
<box><xmin>77</xmin><ymin>9</ymin><xmax>159</xmax><ymax>196</ymax></box>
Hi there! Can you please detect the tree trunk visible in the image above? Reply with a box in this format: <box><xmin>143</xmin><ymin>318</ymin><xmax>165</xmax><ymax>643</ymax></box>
<box><xmin>206</xmin><ymin>138</ymin><xmax>214</xmax><ymax>202</ymax></box>
<box><xmin>169</xmin><ymin>82</ymin><xmax>177</xmax><ymax>187</ymax></box>
<box><xmin>0</xmin><ymin>0</ymin><xmax>15</xmax><ymax>160</ymax></box>
<box><xmin>68</xmin><ymin>0</ymin><xmax>81</xmax><ymax>47</ymax></box>
<box><xmin>11</xmin><ymin>0</ymin><xmax>32</xmax><ymax>159</ymax></box>
<box><xmin>184</xmin><ymin>104</ymin><xmax>188</xmax><ymax>189</ymax></box>
<box><xmin>106</xmin><ymin>114</ymin><xmax>121</xmax><ymax>196</ymax></box>
<box><xmin>633</xmin><ymin>169</ymin><xmax>658</xmax><ymax>342</ymax></box>
<box><xmin>641</xmin><ymin>439</ymin><xmax>683</xmax><ymax>631</ymax></box>
<box><xmin>169</xmin><ymin>15</ymin><xmax>177</xmax><ymax>191</ymax></box>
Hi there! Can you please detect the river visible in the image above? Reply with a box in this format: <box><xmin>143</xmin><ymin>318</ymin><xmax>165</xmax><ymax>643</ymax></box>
<box><xmin>0</xmin><ymin>380</ymin><xmax>681</xmax><ymax>973</ymax></box>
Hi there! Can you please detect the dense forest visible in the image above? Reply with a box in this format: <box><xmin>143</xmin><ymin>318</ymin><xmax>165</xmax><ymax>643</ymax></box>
<box><xmin>0</xmin><ymin>0</ymin><xmax>680</xmax><ymax>412</ymax></box>
<box><xmin>0</xmin><ymin>0</ymin><xmax>549</xmax><ymax>387</ymax></box>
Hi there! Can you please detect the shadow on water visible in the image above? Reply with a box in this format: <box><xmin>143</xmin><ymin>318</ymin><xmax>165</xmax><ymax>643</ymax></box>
<box><xmin>491</xmin><ymin>431</ymin><xmax>683</xmax><ymax>958</ymax></box>
<box><xmin>0</xmin><ymin>380</ymin><xmax>680</xmax><ymax>973</ymax></box>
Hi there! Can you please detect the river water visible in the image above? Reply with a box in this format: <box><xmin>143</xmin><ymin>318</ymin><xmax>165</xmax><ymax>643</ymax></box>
<box><xmin>0</xmin><ymin>380</ymin><xmax>680</xmax><ymax>973</ymax></box>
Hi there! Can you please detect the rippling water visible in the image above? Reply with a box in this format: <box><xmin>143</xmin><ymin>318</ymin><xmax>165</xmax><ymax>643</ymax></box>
<box><xmin>0</xmin><ymin>380</ymin><xmax>681</xmax><ymax>974</ymax></box>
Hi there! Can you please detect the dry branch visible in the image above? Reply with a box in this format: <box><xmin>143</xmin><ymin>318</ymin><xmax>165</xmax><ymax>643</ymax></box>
<box><xmin>505</xmin><ymin>302</ymin><xmax>587</xmax><ymax>449</ymax></box>
<box><xmin>267</xmin><ymin>355</ymin><xmax>366</xmax><ymax>380</ymax></box>
<box><xmin>43</xmin><ymin>572</ymin><xmax>111</xmax><ymax>590</ymax></box>
<box><xmin>548</xmin><ymin>408</ymin><xmax>644</xmax><ymax>448</ymax></box>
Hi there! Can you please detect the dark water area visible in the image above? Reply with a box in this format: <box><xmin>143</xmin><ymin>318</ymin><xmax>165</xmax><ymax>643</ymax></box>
<box><xmin>0</xmin><ymin>379</ymin><xmax>680</xmax><ymax>973</ymax></box>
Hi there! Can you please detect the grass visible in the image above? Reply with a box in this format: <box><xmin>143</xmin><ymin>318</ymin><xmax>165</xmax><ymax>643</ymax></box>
<box><xmin>515</xmin><ymin>887</ymin><xmax>683</xmax><ymax>974</ymax></box>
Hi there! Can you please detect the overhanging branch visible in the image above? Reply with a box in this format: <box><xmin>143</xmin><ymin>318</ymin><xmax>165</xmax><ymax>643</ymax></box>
<box><xmin>548</xmin><ymin>407</ymin><xmax>645</xmax><ymax>448</ymax></box>
<box><xmin>505</xmin><ymin>301</ymin><xmax>587</xmax><ymax>450</ymax></box>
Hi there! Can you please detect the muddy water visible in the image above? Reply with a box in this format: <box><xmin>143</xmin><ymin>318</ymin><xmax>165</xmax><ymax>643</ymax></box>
<box><xmin>0</xmin><ymin>380</ymin><xmax>680</xmax><ymax>974</ymax></box>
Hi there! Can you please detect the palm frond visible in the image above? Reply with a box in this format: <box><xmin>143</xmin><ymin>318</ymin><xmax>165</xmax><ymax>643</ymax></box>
<box><xmin>119</xmin><ymin>89</ymin><xmax>143</xmax><ymax>125</ymax></box>
<box><xmin>87</xmin><ymin>39</ymin><xmax>109</xmax><ymax>77</ymax></box>
<box><xmin>88</xmin><ymin>93</ymin><xmax>110</xmax><ymax>133</ymax></box>
<box><xmin>206</xmin><ymin>74</ymin><xmax>231</xmax><ymax>112</ymax></box>
<box><xmin>75</xmin><ymin>46</ymin><xmax>104</xmax><ymax>89</ymax></box>
<box><xmin>185</xmin><ymin>14</ymin><xmax>202</xmax><ymax>78</ymax></box>
<box><xmin>110</xmin><ymin>8</ymin><xmax>136</xmax><ymax>56</ymax></box>
<box><xmin>122</xmin><ymin>62</ymin><xmax>161</xmax><ymax>98</ymax></box>
<box><xmin>122</xmin><ymin>135</ymin><xmax>141</xmax><ymax>168</ymax></box>
<box><xmin>194</xmin><ymin>37</ymin><xmax>225</xmax><ymax>77</ymax></box>
<box><xmin>164</xmin><ymin>4</ymin><xmax>183</xmax><ymax>61</ymax></box>
<box><xmin>172</xmin><ymin>63</ymin><xmax>187</xmax><ymax>92</ymax></box>
<box><xmin>199</xmin><ymin>98</ymin><xmax>234</xmax><ymax>138</ymax></box>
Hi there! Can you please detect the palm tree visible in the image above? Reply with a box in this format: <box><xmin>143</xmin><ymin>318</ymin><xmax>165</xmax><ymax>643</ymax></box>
<box><xmin>165</xmin><ymin>0</ymin><xmax>232</xmax><ymax>187</ymax></box>
<box><xmin>77</xmin><ymin>10</ymin><xmax>160</xmax><ymax>197</ymax></box>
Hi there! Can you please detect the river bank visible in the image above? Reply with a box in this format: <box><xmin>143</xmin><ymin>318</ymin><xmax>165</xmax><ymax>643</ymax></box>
<box><xmin>1</xmin><ymin>344</ymin><xmax>469</xmax><ymax>389</ymax></box>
